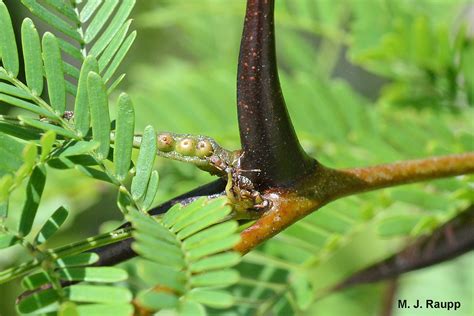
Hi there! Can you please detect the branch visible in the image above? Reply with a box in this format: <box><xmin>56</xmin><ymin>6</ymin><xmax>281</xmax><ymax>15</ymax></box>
<box><xmin>332</xmin><ymin>205</ymin><xmax>474</xmax><ymax>291</ymax></box>
<box><xmin>237</xmin><ymin>0</ymin><xmax>315</xmax><ymax>189</ymax></box>
<box><xmin>339</xmin><ymin>153</ymin><xmax>474</xmax><ymax>196</ymax></box>
<box><xmin>92</xmin><ymin>178</ymin><xmax>225</xmax><ymax>266</ymax></box>
<box><xmin>235</xmin><ymin>153</ymin><xmax>474</xmax><ymax>254</ymax></box>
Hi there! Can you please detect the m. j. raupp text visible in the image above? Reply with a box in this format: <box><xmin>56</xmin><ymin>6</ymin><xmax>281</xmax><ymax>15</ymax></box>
<box><xmin>398</xmin><ymin>299</ymin><xmax>461</xmax><ymax>311</ymax></box>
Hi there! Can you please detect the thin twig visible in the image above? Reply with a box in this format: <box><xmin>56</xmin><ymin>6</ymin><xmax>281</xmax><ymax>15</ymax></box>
<box><xmin>332</xmin><ymin>205</ymin><xmax>474</xmax><ymax>290</ymax></box>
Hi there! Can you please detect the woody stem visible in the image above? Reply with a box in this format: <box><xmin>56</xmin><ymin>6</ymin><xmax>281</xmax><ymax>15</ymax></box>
<box><xmin>235</xmin><ymin>153</ymin><xmax>474</xmax><ymax>254</ymax></box>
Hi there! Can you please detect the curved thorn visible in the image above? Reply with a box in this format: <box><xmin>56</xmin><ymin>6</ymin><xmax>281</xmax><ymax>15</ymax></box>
<box><xmin>237</xmin><ymin>0</ymin><xmax>316</xmax><ymax>189</ymax></box>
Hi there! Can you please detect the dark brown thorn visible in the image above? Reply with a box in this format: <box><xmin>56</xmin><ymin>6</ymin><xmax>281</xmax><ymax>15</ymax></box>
<box><xmin>236</xmin><ymin>0</ymin><xmax>316</xmax><ymax>190</ymax></box>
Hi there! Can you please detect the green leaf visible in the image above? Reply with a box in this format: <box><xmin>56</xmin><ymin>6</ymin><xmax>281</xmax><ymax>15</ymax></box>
<box><xmin>189</xmin><ymin>252</ymin><xmax>241</xmax><ymax>273</ymax></box>
<box><xmin>137</xmin><ymin>291</ymin><xmax>178</xmax><ymax>310</ymax></box>
<box><xmin>42</xmin><ymin>32</ymin><xmax>66</xmax><ymax>114</ymax></box>
<box><xmin>141</xmin><ymin>170</ymin><xmax>159</xmax><ymax>210</ymax></box>
<box><xmin>75</xmin><ymin>165</ymin><xmax>113</xmax><ymax>183</ymax></box>
<box><xmin>412</xmin><ymin>16</ymin><xmax>431</xmax><ymax>66</ymax></box>
<box><xmin>291</xmin><ymin>272</ymin><xmax>313</xmax><ymax>310</ymax></box>
<box><xmin>90</xmin><ymin>0</ymin><xmax>135</xmax><ymax>57</ymax></box>
<box><xmin>18</xmin><ymin>165</ymin><xmax>46</xmax><ymax>236</ymax></box>
<box><xmin>75</xmin><ymin>303</ymin><xmax>133</xmax><ymax>316</ymax></box>
<box><xmin>65</xmin><ymin>285</ymin><xmax>132</xmax><ymax>303</ymax></box>
<box><xmin>21</xmin><ymin>18</ymin><xmax>43</xmax><ymax>95</ymax></box>
<box><xmin>187</xmin><ymin>289</ymin><xmax>234</xmax><ymax>309</ymax></box>
<box><xmin>58</xmin><ymin>38</ymin><xmax>82</xmax><ymax>60</ymax></box>
<box><xmin>162</xmin><ymin>197</ymin><xmax>204</xmax><ymax>229</ymax></box>
<box><xmin>87</xmin><ymin>72</ymin><xmax>111</xmax><ymax>160</ymax></box>
<box><xmin>80</xmin><ymin>0</ymin><xmax>103</xmax><ymax>23</ymax></box>
<box><xmin>58</xmin><ymin>141</ymin><xmax>100</xmax><ymax>157</ymax></box>
<box><xmin>172</xmin><ymin>198</ymin><xmax>228</xmax><ymax>233</ymax></box>
<box><xmin>58</xmin><ymin>267</ymin><xmax>128</xmax><ymax>282</ymax></box>
<box><xmin>63</xmin><ymin>61</ymin><xmax>80</xmax><ymax>80</ymax></box>
<box><xmin>58</xmin><ymin>301</ymin><xmax>79</xmax><ymax>316</ymax></box>
<box><xmin>21</xmin><ymin>271</ymin><xmax>50</xmax><ymax>290</ymax></box>
<box><xmin>117</xmin><ymin>185</ymin><xmax>133</xmax><ymax>213</ymax></box>
<box><xmin>35</xmin><ymin>206</ymin><xmax>68</xmax><ymax>244</ymax></box>
<box><xmin>40</xmin><ymin>131</ymin><xmax>56</xmax><ymax>162</ymax></box>
<box><xmin>0</xmin><ymin>120</ymin><xmax>42</xmax><ymax>141</ymax></box>
<box><xmin>183</xmin><ymin>221</ymin><xmax>238</xmax><ymax>250</ymax></box>
<box><xmin>377</xmin><ymin>214</ymin><xmax>421</xmax><ymax>237</ymax></box>
<box><xmin>130</xmin><ymin>125</ymin><xmax>156</xmax><ymax>201</ymax></box>
<box><xmin>16</xmin><ymin>288</ymin><xmax>59</xmax><ymax>314</ymax></box>
<box><xmin>0</xmin><ymin>201</ymin><xmax>7</xmax><ymax>219</ymax></box>
<box><xmin>132</xmin><ymin>235</ymin><xmax>184</xmax><ymax>267</ymax></box>
<box><xmin>65</xmin><ymin>83</ymin><xmax>77</xmax><ymax>100</ymax></box>
<box><xmin>0</xmin><ymin>93</ymin><xmax>53</xmax><ymax>118</ymax></box>
<box><xmin>190</xmin><ymin>270</ymin><xmax>239</xmax><ymax>287</ymax></box>
<box><xmin>107</xmin><ymin>73</ymin><xmax>126</xmax><ymax>94</ymax></box>
<box><xmin>0</xmin><ymin>135</ymin><xmax>26</xmax><ymax>179</ymax></box>
<box><xmin>43</xmin><ymin>0</ymin><xmax>78</xmax><ymax>23</ymax></box>
<box><xmin>179</xmin><ymin>301</ymin><xmax>206</xmax><ymax>316</ymax></box>
<box><xmin>23</xmin><ymin>142</ymin><xmax>37</xmax><ymax>160</ymax></box>
<box><xmin>0</xmin><ymin>2</ymin><xmax>19</xmax><ymax>76</ymax></box>
<box><xmin>138</xmin><ymin>261</ymin><xmax>186</xmax><ymax>292</ymax></box>
<box><xmin>0</xmin><ymin>174</ymin><xmax>13</xmax><ymax>205</ymax></box>
<box><xmin>55</xmin><ymin>253</ymin><xmax>100</xmax><ymax>268</ymax></box>
<box><xmin>98</xmin><ymin>20</ymin><xmax>132</xmax><ymax>72</ymax></box>
<box><xmin>74</xmin><ymin>56</ymin><xmax>99</xmax><ymax>136</ymax></box>
<box><xmin>84</xmin><ymin>0</ymin><xmax>119</xmax><ymax>44</ymax></box>
<box><xmin>175</xmin><ymin>203</ymin><xmax>232</xmax><ymax>239</ymax></box>
<box><xmin>19</xmin><ymin>116</ymin><xmax>79</xmax><ymax>140</ymax></box>
<box><xmin>130</xmin><ymin>212</ymin><xmax>178</xmax><ymax>245</ymax></box>
<box><xmin>21</xmin><ymin>0</ymin><xmax>81</xmax><ymax>41</ymax></box>
<box><xmin>19</xmin><ymin>142</ymin><xmax>37</xmax><ymax>176</ymax></box>
<box><xmin>114</xmin><ymin>93</ymin><xmax>135</xmax><ymax>181</ymax></box>
<box><xmin>0</xmin><ymin>82</ymin><xmax>32</xmax><ymax>99</ymax></box>
<box><xmin>103</xmin><ymin>31</ymin><xmax>137</xmax><ymax>83</ymax></box>
<box><xmin>21</xmin><ymin>18</ymin><xmax>43</xmax><ymax>96</ymax></box>
<box><xmin>0</xmin><ymin>233</ymin><xmax>18</xmax><ymax>249</ymax></box>
<box><xmin>187</xmin><ymin>235</ymin><xmax>241</xmax><ymax>261</ymax></box>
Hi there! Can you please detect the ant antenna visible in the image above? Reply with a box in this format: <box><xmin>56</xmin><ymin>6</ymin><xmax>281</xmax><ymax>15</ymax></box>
<box><xmin>234</xmin><ymin>150</ymin><xmax>261</xmax><ymax>173</ymax></box>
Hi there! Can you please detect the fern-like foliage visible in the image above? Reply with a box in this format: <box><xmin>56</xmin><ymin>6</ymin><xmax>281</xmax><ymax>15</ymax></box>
<box><xmin>129</xmin><ymin>197</ymin><xmax>241</xmax><ymax>314</ymax></box>
<box><xmin>349</xmin><ymin>0</ymin><xmax>473</xmax><ymax>108</ymax></box>
<box><xmin>21</xmin><ymin>0</ymin><xmax>136</xmax><ymax>92</ymax></box>
<box><xmin>0</xmin><ymin>1</ymin><xmax>142</xmax><ymax>314</ymax></box>
<box><xmin>0</xmin><ymin>0</ymin><xmax>140</xmax><ymax>211</ymax></box>
<box><xmin>0</xmin><ymin>2</ymin><xmax>244</xmax><ymax>315</ymax></box>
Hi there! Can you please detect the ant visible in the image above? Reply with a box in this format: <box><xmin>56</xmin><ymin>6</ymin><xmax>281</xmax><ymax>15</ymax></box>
<box><xmin>208</xmin><ymin>151</ymin><xmax>270</xmax><ymax>211</ymax></box>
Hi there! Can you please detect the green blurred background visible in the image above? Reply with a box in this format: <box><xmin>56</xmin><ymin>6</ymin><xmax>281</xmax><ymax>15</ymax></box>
<box><xmin>1</xmin><ymin>0</ymin><xmax>473</xmax><ymax>315</ymax></box>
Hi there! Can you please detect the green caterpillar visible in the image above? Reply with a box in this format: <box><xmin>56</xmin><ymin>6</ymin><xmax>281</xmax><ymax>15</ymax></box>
<box><xmin>3</xmin><ymin>113</ymin><xmax>238</xmax><ymax>177</ymax></box>
<box><xmin>131</xmin><ymin>132</ymin><xmax>236</xmax><ymax>176</ymax></box>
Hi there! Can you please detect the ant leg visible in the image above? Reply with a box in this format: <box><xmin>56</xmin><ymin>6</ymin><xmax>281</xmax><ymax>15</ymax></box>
<box><xmin>224</xmin><ymin>172</ymin><xmax>236</xmax><ymax>202</ymax></box>
<box><xmin>251</xmin><ymin>191</ymin><xmax>271</xmax><ymax>209</ymax></box>
<box><xmin>254</xmin><ymin>199</ymin><xmax>270</xmax><ymax>209</ymax></box>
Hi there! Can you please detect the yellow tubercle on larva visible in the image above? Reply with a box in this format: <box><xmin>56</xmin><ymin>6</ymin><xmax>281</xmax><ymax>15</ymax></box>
<box><xmin>157</xmin><ymin>133</ymin><xmax>175</xmax><ymax>152</ymax></box>
<box><xmin>195</xmin><ymin>140</ymin><xmax>213</xmax><ymax>158</ymax></box>
<box><xmin>176</xmin><ymin>138</ymin><xmax>196</xmax><ymax>156</ymax></box>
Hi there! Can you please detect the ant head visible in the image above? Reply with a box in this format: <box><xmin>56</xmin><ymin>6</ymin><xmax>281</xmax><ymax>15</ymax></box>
<box><xmin>208</xmin><ymin>155</ymin><xmax>227</xmax><ymax>171</ymax></box>
<box><xmin>209</xmin><ymin>155</ymin><xmax>221</xmax><ymax>165</ymax></box>
<box><xmin>231</xmin><ymin>150</ymin><xmax>245</xmax><ymax>168</ymax></box>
